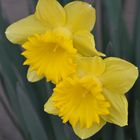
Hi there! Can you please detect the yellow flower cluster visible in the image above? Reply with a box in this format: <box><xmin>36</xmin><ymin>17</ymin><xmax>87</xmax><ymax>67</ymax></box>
<box><xmin>5</xmin><ymin>0</ymin><xmax>138</xmax><ymax>139</ymax></box>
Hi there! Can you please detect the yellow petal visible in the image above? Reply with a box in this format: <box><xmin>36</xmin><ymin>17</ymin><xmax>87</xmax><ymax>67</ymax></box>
<box><xmin>64</xmin><ymin>1</ymin><xmax>96</xmax><ymax>32</ymax></box>
<box><xmin>101</xmin><ymin>57</ymin><xmax>138</xmax><ymax>95</ymax></box>
<box><xmin>103</xmin><ymin>89</ymin><xmax>128</xmax><ymax>126</ymax></box>
<box><xmin>73</xmin><ymin>120</ymin><xmax>106</xmax><ymax>139</ymax></box>
<box><xmin>35</xmin><ymin>0</ymin><xmax>65</xmax><ymax>28</ymax></box>
<box><xmin>73</xmin><ymin>31</ymin><xmax>105</xmax><ymax>56</ymax></box>
<box><xmin>5</xmin><ymin>15</ymin><xmax>47</xmax><ymax>44</ymax></box>
<box><xmin>27</xmin><ymin>68</ymin><xmax>43</xmax><ymax>82</ymax></box>
<box><xmin>76</xmin><ymin>56</ymin><xmax>105</xmax><ymax>77</ymax></box>
<box><xmin>44</xmin><ymin>96</ymin><xmax>58</xmax><ymax>115</ymax></box>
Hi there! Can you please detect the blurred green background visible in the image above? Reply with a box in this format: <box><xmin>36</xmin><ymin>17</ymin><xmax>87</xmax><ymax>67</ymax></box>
<box><xmin>0</xmin><ymin>0</ymin><xmax>140</xmax><ymax>140</ymax></box>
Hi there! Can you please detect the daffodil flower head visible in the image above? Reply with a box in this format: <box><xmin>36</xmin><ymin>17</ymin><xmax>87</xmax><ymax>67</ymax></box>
<box><xmin>22</xmin><ymin>27</ymin><xmax>77</xmax><ymax>83</ymax></box>
<box><xmin>44</xmin><ymin>56</ymin><xmax>138</xmax><ymax>139</ymax></box>
<box><xmin>52</xmin><ymin>75</ymin><xmax>110</xmax><ymax>128</ymax></box>
<box><xmin>5</xmin><ymin>0</ymin><xmax>104</xmax><ymax>83</ymax></box>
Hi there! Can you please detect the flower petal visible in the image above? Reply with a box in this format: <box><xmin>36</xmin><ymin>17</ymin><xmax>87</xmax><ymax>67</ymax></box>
<box><xmin>73</xmin><ymin>120</ymin><xmax>106</xmax><ymax>139</ymax></box>
<box><xmin>44</xmin><ymin>96</ymin><xmax>58</xmax><ymax>115</ymax></box>
<box><xmin>5</xmin><ymin>15</ymin><xmax>47</xmax><ymax>44</ymax></box>
<box><xmin>35</xmin><ymin>0</ymin><xmax>65</xmax><ymax>28</ymax></box>
<box><xmin>101</xmin><ymin>57</ymin><xmax>138</xmax><ymax>95</ymax></box>
<box><xmin>27</xmin><ymin>68</ymin><xmax>43</xmax><ymax>82</ymax></box>
<box><xmin>64</xmin><ymin>1</ymin><xmax>96</xmax><ymax>32</ymax></box>
<box><xmin>102</xmin><ymin>89</ymin><xmax>128</xmax><ymax>126</ymax></box>
<box><xmin>76</xmin><ymin>56</ymin><xmax>105</xmax><ymax>77</ymax></box>
<box><xmin>73</xmin><ymin>31</ymin><xmax>105</xmax><ymax>56</ymax></box>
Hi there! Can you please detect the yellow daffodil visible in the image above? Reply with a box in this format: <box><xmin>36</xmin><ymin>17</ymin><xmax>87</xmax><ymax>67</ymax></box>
<box><xmin>44</xmin><ymin>56</ymin><xmax>138</xmax><ymax>139</ymax></box>
<box><xmin>5</xmin><ymin>0</ymin><xmax>104</xmax><ymax>83</ymax></box>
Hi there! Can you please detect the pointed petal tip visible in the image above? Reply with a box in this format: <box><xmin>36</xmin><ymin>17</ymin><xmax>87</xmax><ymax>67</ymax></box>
<box><xmin>73</xmin><ymin>121</ymin><xmax>106</xmax><ymax>139</ymax></box>
<box><xmin>44</xmin><ymin>108</ymin><xmax>47</xmax><ymax>112</ymax></box>
<box><xmin>100</xmin><ymin>52</ymin><xmax>106</xmax><ymax>57</ymax></box>
<box><xmin>27</xmin><ymin>70</ymin><xmax>43</xmax><ymax>82</ymax></box>
<box><xmin>110</xmin><ymin>120</ymin><xmax>128</xmax><ymax>127</ymax></box>
<box><xmin>44</xmin><ymin>97</ymin><xmax>59</xmax><ymax>115</ymax></box>
<box><xmin>5</xmin><ymin>27</ymin><xmax>15</xmax><ymax>44</ymax></box>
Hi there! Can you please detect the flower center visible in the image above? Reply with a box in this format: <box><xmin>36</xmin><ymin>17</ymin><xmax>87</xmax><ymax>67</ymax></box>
<box><xmin>22</xmin><ymin>27</ymin><xmax>77</xmax><ymax>83</ymax></box>
<box><xmin>52</xmin><ymin>76</ymin><xmax>110</xmax><ymax>128</ymax></box>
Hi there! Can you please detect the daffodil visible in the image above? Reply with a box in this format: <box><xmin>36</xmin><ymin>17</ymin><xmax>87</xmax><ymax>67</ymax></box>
<box><xmin>44</xmin><ymin>56</ymin><xmax>138</xmax><ymax>139</ymax></box>
<box><xmin>5</xmin><ymin>0</ymin><xmax>103</xmax><ymax>83</ymax></box>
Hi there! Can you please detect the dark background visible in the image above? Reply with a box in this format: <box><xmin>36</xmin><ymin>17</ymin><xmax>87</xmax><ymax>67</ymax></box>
<box><xmin>0</xmin><ymin>0</ymin><xmax>140</xmax><ymax>140</ymax></box>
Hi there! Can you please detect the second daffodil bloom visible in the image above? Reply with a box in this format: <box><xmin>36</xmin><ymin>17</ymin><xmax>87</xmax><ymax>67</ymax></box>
<box><xmin>44</xmin><ymin>56</ymin><xmax>138</xmax><ymax>139</ymax></box>
<box><xmin>5</xmin><ymin>0</ymin><xmax>104</xmax><ymax>84</ymax></box>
